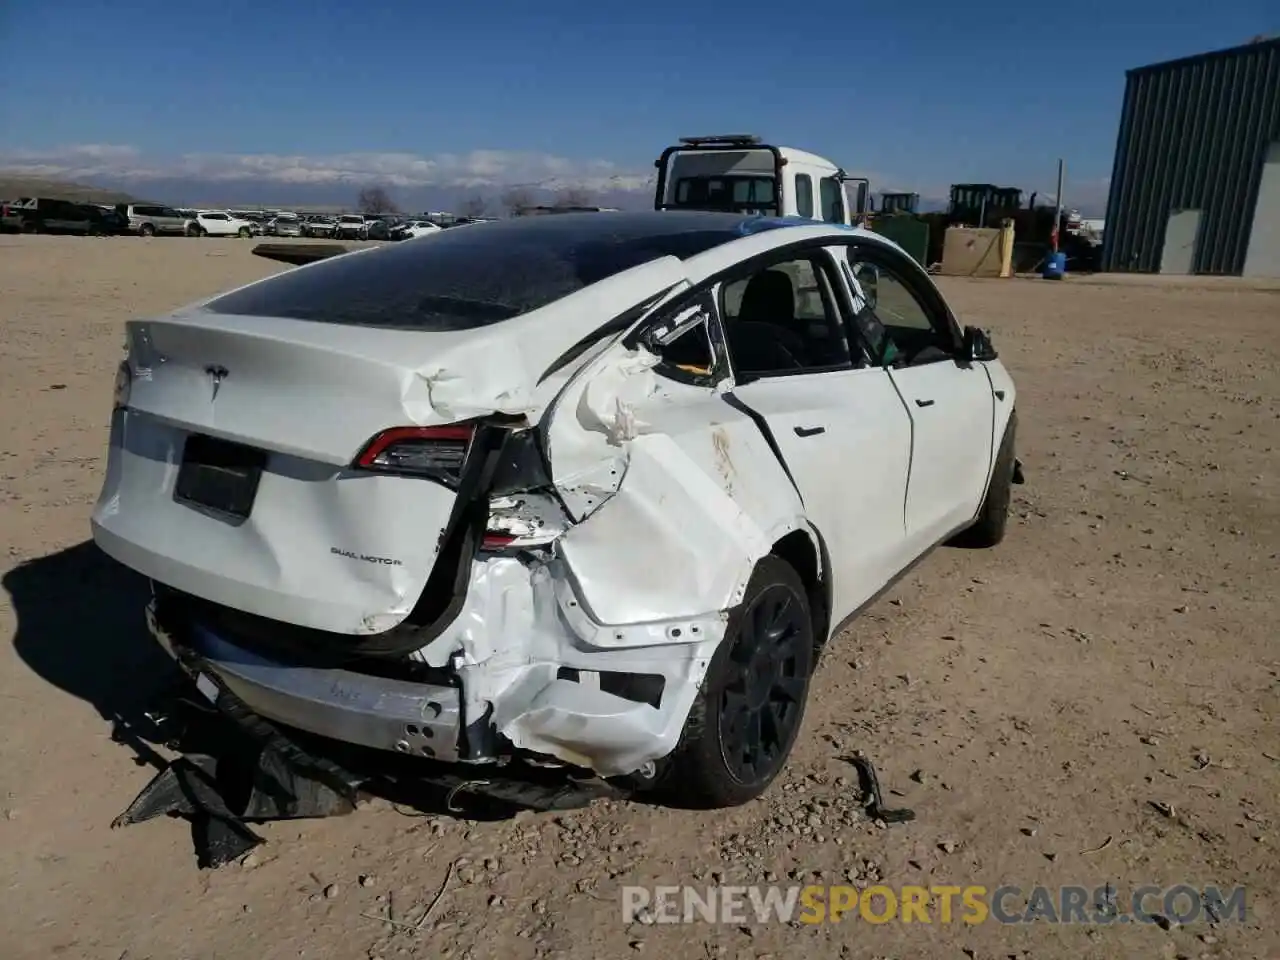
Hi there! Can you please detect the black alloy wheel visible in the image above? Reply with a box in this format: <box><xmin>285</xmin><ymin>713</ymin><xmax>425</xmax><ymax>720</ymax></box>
<box><xmin>633</xmin><ymin>556</ymin><xmax>815</xmax><ymax>808</ymax></box>
<box><xmin>717</xmin><ymin>581</ymin><xmax>810</xmax><ymax>784</ymax></box>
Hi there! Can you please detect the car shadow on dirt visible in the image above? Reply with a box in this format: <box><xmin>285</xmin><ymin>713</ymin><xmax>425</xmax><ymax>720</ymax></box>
<box><xmin>3</xmin><ymin>541</ymin><xmax>616</xmax><ymax>835</ymax></box>
<box><xmin>4</xmin><ymin>539</ymin><xmax>181</xmax><ymax>769</ymax></box>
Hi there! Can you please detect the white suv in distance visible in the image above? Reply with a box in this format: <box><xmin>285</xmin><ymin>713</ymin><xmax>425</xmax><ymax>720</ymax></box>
<box><xmin>192</xmin><ymin>211</ymin><xmax>258</xmax><ymax>238</ymax></box>
<box><xmin>91</xmin><ymin>211</ymin><xmax>1021</xmax><ymax>808</ymax></box>
<box><xmin>333</xmin><ymin>214</ymin><xmax>370</xmax><ymax>240</ymax></box>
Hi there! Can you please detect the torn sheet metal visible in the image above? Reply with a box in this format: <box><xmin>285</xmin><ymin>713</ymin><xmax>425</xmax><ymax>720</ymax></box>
<box><xmin>545</xmin><ymin>339</ymin><xmax>811</xmax><ymax>623</ymax></box>
<box><xmin>408</xmin><ymin>554</ymin><xmax>724</xmax><ymax>777</ymax></box>
<box><xmin>486</xmin><ymin>492</ymin><xmax>572</xmax><ymax>545</ymax></box>
<box><xmin>542</xmin><ymin>344</ymin><xmax>666</xmax><ymax>521</ymax></box>
<box><xmin>556</xmin><ymin>431</ymin><xmax>772</xmax><ymax>624</ymax></box>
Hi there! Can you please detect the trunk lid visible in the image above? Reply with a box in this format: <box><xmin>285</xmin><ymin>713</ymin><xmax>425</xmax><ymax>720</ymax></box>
<box><xmin>93</xmin><ymin>256</ymin><xmax>687</xmax><ymax>636</ymax></box>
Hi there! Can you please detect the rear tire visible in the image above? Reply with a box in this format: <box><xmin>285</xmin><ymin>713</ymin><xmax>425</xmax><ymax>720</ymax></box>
<box><xmin>635</xmin><ymin>556</ymin><xmax>814</xmax><ymax>808</ymax></box>
<box><xmin>139</xmin><ymin>223</ymin><xmax>155</xmax><ymax>237</ymax></box>
<box><xmin>951</xmin><ymin>409</ymin><xmax>1017</xmax><ymax>548</ymax></box>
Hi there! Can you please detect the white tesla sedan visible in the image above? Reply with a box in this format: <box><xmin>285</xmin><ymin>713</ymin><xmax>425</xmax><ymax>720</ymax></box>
<box><xmin>91</xmin><ymin>211</ymin><xmax>1020</xmax><ymax>808</ymax></box>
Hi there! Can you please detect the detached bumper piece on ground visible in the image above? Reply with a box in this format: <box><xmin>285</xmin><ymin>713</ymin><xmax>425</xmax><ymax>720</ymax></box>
<box><xmin>111</xmin><ymin>677</ymin><xmax>623</xmax><ymax>868</ymax></box>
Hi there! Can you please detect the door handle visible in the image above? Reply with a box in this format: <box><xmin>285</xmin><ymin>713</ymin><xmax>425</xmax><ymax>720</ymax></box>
<box><xmin>914</xmin><ymin>398</ymin><xmax>936</xmax><ymax>408</ymax></box>
<box><xmin>794</xmin><ymin>425</ymin><xmax>826</xmax><ymax>437</ymax></box>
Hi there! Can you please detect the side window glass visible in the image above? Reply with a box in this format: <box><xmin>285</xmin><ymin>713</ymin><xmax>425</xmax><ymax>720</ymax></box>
<box><xmin>845</xmin><ymin>248</ymin><xmax>953</xmax><ymax>367</ymax></box>
<box><xmin>720</xmin><ymin>255</ymin><xmax>852</xmax><ymax>378</ymax></box>
<box><xmin>795</xmin><ymin>174</ymin><xmax>814</xmax><ymax>218</ymax></box>
<box><xmin>820</xmin><ymin>177</ymin><xmax>845</xmax><ymax>222</ymax></box>
<box><xmin>643</xmin><ymin>289</ymin><xmax>719</xmax><ymax>383</ymax></box>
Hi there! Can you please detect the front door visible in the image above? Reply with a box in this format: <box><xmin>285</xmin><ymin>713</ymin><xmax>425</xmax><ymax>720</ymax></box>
<box><xmin>836</xmin><ymin>241</ymin><xmax>995</xmax><ymax>551</ymax></box>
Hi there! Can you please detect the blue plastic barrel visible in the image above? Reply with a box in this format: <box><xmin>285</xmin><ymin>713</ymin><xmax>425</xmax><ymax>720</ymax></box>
<box><xmin>1042</xmin><ymin>251</ymin><xmax>1067</xmax><ymax>280</ymax></box>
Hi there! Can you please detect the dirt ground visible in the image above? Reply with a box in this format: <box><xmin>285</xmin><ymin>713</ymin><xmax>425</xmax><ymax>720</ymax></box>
<box><xmin>1</xmin><ymin>235</ymin><xmax>1277</xmax><ymax>960</ymax></box>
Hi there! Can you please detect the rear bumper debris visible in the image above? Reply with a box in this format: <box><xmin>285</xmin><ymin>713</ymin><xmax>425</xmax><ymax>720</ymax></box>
<box><xmin>112</xmin><ymin>683</ymin><xmax>364</xmax><ymax>869</ymax></box>
<box><xmin>148</xmin><ymin>602</ymin><xmax>464</xmax><ymax>761</ymax></box>
<box><xmin>112</xmin><ymin>672</ymin><xmax>623</xmax><ymax>868</ymax></box>
<box><xmin>146</xmin><ymin>551</ymin><xmax>728</xmax><ymax>779</ymax></box>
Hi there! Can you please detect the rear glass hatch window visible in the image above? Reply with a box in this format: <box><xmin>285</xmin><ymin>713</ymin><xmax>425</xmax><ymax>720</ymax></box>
<box><xmin>205</xmin><ymin>212</ymin><xmax>758</xmax><ymax>331</ymax></box>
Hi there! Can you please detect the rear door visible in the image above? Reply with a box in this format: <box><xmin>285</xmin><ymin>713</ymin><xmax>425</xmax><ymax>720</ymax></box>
<box><xmin>836</xmin><ymin>241</ymin><xmax>995</xmax><ymax>551</ymax></box>
<box><xmin>716</xmin><ymin>247</ymin><xmax>915</xmax><ymax>622</ymax></box>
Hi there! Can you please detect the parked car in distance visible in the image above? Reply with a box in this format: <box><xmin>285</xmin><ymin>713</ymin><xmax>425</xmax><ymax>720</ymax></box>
<box><xmin>82</xmin><ymin>204</ymin><xmax>132</xmax><ymax>235</ymax></box>
<box><xmin>302</xmin><ymin>215</ymin><xmax>337</xmax><ymax>238</ymax></box>
<box><xmin>334</xmin><ymin>214</ymin><xmax>370</xmax><ymax>240</ymax></box>
<box><xmin>92</xmin><ymin>210</ymin><xmax>1021</xmax><ymax>809</ymax></box>
<box><xmin>364</xmin><ymin>217</ymin><xmax>394</xmax><ymax>241</ymax></box>
<box><xmin>227</xmin><ymin>211</ymin><xmax>266</xmax><ymax>234</ymax></box>
<box><xmin>266</xmin><ymin>214</ymin><xmax>303</xmax><ymax>237</ymax></box>
<box><xmin>116</xmin><ymin>203</ymin><xmax>194</xmax><ymax>237</ymax></box>
<box><xmin>391</xmin><ymin>219</ymin><xmax>443</xmax><ymax>240</ymax></box>
<box><xmin>192</xmin><ymin>211</ymin><xmax>259</xmax><ymax>238</ymax></box>
<box><xmin>0</xmin><ymin>197</ymin><xmax>130</xmax><ymax>235</ymax></box>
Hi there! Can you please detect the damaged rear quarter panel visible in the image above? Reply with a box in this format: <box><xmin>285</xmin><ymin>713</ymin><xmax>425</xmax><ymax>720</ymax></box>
<box><xmin>546</xmin><ymin>338</ymin><xmax>812</xmax><ymax>626</ymax></box>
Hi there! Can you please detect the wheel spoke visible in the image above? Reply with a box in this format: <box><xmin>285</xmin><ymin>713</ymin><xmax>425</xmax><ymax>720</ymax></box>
<box><xmin>721</xmin><ymin>699</ymin><xmax>749</xmax><ymax>741</ymax></box>
<box><xmin>744</xmin><ymin>709</ymin><xmax>764</xmax><ymax>761</ymax></box>
<box><xmin>760</xmin><ymin>701</ymin><xmax>782</xmax><ymax>750</ymax></box>
<box><xmin>716</xmin><ymin>580</ymin><xmax>813</xmax><ymax>787</ymax></box>
<box><xmin>722</xmin><ymin>685</ymin><xmax>749</xmax><ymax>712</ymax></box>
<box><xmin>773</xmin><ymin>674</ymin><xmax>806</xmax><ymax>703</ymax></box>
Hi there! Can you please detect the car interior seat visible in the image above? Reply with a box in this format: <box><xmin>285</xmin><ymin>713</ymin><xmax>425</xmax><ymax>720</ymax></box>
<box><xmin>728</xmin><ymin>268</ymin><xmax>809</xmax><ymax>372</ymax></box>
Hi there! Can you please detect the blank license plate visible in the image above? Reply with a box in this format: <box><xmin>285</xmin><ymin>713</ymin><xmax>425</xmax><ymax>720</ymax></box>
<box><xmin>174</xmin><ymin>434</ymin><xmax>266</xmax><ymax>520</ymax></box>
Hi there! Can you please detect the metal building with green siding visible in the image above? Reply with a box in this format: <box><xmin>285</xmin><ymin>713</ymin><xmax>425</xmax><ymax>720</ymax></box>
<box><xmin>1101</xmin><ymin>37</ymin><xmax>1280</xmax><ymax>277</ymax></box>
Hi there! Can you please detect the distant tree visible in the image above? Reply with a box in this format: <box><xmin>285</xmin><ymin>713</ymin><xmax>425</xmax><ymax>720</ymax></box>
<box><xmin>460</xmin><ymin>195</ymin><xmax>489</xmax><ymax>219</ymax></box>
<box><xmin>552</xmin><ymin>185</ymin><xmax>595</xmax><ymax>209</ymax></box>
<box><xmin>357</xmin><ymin>186</ymin><xmax>399</xmax><ymax>215</ymax></box>
<box><xmin>500</xmin><ymin>187</ymin><xmax>535</xmax><ymax>217</ymax></box>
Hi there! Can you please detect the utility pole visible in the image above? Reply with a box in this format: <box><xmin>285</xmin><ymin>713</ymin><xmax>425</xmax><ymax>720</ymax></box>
<box><xmin>1052</xmin><ymin>158</ymin><xmax>1065</xmax><ymax>252</ymax></box>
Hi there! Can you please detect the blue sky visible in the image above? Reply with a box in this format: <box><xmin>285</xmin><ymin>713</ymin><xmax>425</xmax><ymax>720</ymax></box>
<box><xmin>1</xmin><ymin>0</ymin><xmax>1275</xmax><ymax>209</ymax></box>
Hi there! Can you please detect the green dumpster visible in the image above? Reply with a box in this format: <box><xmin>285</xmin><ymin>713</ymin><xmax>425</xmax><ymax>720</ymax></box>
<box><xmin>870</xmin><ymin>215</ymin><xmax>930</xmax><ymax>266</ymax></box>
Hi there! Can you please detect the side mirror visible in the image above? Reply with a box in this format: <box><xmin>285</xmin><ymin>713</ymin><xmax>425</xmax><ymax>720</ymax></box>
<box><xmin>963</xmin><ymin>325</ymin><xmax>998</xmax><ymax>361</ymax></box>
<box><xmin>851</xmin><ymin>262</ymin><xmax>879</xmax><ymax>309</ymax></box>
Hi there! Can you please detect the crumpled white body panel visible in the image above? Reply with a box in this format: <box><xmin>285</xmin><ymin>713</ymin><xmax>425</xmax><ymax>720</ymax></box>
<box><xmin>411</xmin><ymin>556</ymin><xmax>725</xmax><ymax>776</ymax></box>
<box><xmin>398</xmin><ymin>338</ymin><xmax>815</xmax><ymax>774</ymax></box>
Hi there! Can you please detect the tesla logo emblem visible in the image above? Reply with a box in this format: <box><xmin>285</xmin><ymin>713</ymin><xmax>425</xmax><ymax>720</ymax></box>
<box><xmin>204</xmin><ymin>364</ymin><xmax>229</xmax><ymax>400</ymax></box>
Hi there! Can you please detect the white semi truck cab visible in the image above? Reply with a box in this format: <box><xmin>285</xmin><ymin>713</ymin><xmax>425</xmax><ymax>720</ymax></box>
<box><xmin>654</xmin><ymin>134</ymin><xmax>870</xmax><ymax>224</ymax></box>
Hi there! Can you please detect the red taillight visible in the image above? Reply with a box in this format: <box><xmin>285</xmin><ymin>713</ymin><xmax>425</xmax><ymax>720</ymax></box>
<box><xmin>354</xmin><ymin>424</ymin><xmax>475</xmax><ymax>484</ymax></box>
<box><xmin>481</xmin><ymin>533</ymin><xmax>517</xmax><ymax>550</ymax></box>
